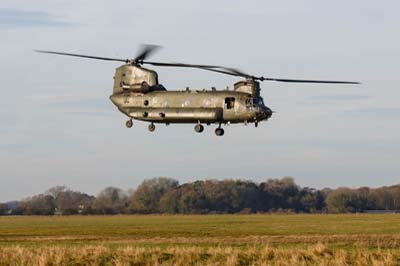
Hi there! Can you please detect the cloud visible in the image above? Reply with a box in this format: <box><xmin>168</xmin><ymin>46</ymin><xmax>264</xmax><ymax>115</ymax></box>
<box><xmin>63</xmin><ymin>110</ymin><xmax>114</xmax><ymax>117</ymax></box>
<box><xmin>0</xmin><ymin>110</ymin><xmax>19</xmax><ymax>133</ymax></box>
<box><xmin>344</xmin><ymin>107</ymin><xmax>400</xmax><ymax>117</ymax></box>
<box><xmin>30</xmin><ymin>94</ymin><xmax>114</xmax><ymax>116</ymax></box>
<box><xmin>32</xmin><ymin>94</ymin><xmax>109</xmax><ymax>107</ymax></box>
<box><xmin>0</xmin><ymin>8</ymin><xmax>72</xmax><ymax>28</ymax></box>
<box><xmin>302</xmin><ymin>94</ymin><xmax>371</xmax><ymax>104</ymax></box>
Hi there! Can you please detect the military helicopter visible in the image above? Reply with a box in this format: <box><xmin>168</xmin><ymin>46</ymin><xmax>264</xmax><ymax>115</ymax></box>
<box><xmin>36</xmin><ymin>45</ymin><xmax>359</xmax><ymax>136</ymax></box>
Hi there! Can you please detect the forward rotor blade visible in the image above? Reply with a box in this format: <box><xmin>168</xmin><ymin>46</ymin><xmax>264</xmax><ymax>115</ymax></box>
<box><xmin>142</xmin><ymin>61</ymin><xmax>252</xmax><ymax>77</ymax></box>
<box><xmin>133</xmin><ymin>44</ymin><xmax>161</xmax><ymax>62</ymax></box>
<box><xmin>144</xmin><ymin>59</ymin><xmax>360</xmax><ymax>84</ymax></box>
<box><xmin>222</xmin><ymin>67</ymin><xmax>253</xmax><ymax>78</ymax></box>
<box><xmin>142</xmin><ymin>61</ymin><xmax>223</xmax><ymax>69</ymax></box>
<box><xmin>261</xmin><ymin>77</ymin><xmax>360</xmax><ymax>84</ymax></box>
<box><xmin>35</xmin><ymin>50</ymin><xmax>128</xmax><ymax>63</ymax></box>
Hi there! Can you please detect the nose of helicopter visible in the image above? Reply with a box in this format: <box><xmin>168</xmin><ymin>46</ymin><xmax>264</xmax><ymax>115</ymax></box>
<box><xmin>256</xmin><ymin>106</ymin><xmax>273</xmax><ymax>121</ymax></box>
<box><xmin>264</xmin><ymin>107</ymin><xmax>273</xmax><ymax>119</ymax></box>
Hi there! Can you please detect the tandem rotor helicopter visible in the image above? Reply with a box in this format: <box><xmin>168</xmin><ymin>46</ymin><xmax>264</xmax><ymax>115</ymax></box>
<box><xmin>36</xmin><ymin>45</ymin><xmax>359</xmax><ymax>136</ymax></box>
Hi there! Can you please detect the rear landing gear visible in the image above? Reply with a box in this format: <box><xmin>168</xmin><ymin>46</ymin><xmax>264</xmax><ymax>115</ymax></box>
<box><xmin>148</xmin><ymin>123</ymin><xmax>155</xmax><ymax>132</ymax></box>
<box><xmin>126</xmin><ymin>119</ymin><xmax>133</xmax><ymax>128</ymax></box>
<box><xmin>194</xmin><ymin>124</ymin><xmax>204</xmax><ymax>133</ymax></box>
<box><xmin>148</xmin><ymin>123</ymin><xmax>156</xmax><ymax>132</ymax></box>
<box><xmin>215</xmin><ymin>127</ymin><xmax>224</xmax><ymax>136</ymax></box>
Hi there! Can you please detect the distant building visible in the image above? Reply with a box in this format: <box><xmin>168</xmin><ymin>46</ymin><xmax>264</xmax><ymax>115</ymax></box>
<box><xmin>54</xmin><ymin>208</ymin><xmax>63</xmax><ymax>216</ymax></box>
<box><xmin>5</xmin><ymin>201</ymin><xmax>19</xmax><ymax>215</ymax></box>
<box><xmin>5</xmin><ymin>201</ymin><xmax>19</xmax><ymax>210</ymax></box>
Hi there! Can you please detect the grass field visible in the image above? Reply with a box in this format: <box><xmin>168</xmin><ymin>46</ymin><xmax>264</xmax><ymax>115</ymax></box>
<box><xmin>0</xmin><ymin>214</ymin><xmax>400</xmax><ymax>265</ymax></box>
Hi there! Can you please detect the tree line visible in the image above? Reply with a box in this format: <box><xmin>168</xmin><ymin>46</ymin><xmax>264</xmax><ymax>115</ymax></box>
<box><xmin>1</xmin><ymin>177</ymin><xmax>399</xmax><ymax>215</ymax></box>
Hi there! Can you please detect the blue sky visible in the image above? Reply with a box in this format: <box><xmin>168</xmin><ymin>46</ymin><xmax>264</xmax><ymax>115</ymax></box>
<box><xmin>0</xmin><ymin>0</ymin><xmax>399</xmax><ymax>201</ymax></box>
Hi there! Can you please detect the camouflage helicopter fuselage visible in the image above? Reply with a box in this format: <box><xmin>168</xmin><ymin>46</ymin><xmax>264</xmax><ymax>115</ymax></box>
<box><xmin>109</xmin><ymin>64</ymin><xmax>272</xmax><ymax>134</ymax></box>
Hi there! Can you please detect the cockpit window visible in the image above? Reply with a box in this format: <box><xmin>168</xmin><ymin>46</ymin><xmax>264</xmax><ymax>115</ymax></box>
<box><xmin>245</xmin><ymin>98</ymin><xmax>252</xmax><ymax>107</ymax></box>
<box><xmin>247</xmin><ymin>97</ymin><xmax>265</xmax><ymax>107</ymax></box>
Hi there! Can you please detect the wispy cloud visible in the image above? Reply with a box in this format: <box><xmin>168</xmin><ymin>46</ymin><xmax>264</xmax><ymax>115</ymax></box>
<box><xmin>0</xmin><ymin>8</ymin><xmax>72</xmax><ymax>28</ymax></box>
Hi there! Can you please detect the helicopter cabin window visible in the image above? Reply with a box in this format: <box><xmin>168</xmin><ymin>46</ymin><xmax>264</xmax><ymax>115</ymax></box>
<box><xmin>225</xmin><ymin>97</ymin><xmax>235</xmax><ymax>109</ymax></box>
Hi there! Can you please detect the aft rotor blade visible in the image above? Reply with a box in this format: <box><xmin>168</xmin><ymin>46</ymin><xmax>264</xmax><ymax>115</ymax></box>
<box><xmin>261</xmin><ymin>77</ymin><xmax>360</xmax><ymax>84</ymax></box>
<box><xmin>133</xmin><ymin>44</ymin><xmax>161</xmax><ymax>62</ymax></box>
<box><xmin>35</xmin><ymin>50</ymin><xmax>128</xmax><ymax>63</ymax></box>
<box><xmin>199</xmin><ymin>67</ymin><xmax>243</xmax><ymax>77</ymax></box>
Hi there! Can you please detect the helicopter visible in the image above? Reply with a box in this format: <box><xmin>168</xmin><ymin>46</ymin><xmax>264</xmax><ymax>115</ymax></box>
<box><xmin>36</xmin><ymin>45</ymin><xmax>360</xmax><ymax>136</ymax></box>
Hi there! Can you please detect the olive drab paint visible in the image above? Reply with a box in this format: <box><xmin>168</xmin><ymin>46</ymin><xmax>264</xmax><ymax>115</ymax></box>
<box><xmin>113</xmin><ymin>64</ymin><xmax>159</xmax><ymax>94</ymax></box>
<box><xmin>109</xmin><ymin>64</ymin><xmax>273</xmax><ymax>133</ymax></box>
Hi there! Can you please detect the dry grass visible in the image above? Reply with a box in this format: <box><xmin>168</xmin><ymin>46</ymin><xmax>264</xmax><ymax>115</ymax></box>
<box><xmin>2</xmin><ymin>234</ymin><xmax>400</xmax><ymax>250</ymax></box>
<box><xmin>1</xmin><ymin>215</ymin><xmax>400</xmax><ymax>265</ymax></box>
<box><xmin>0</xmin><ymin>244</ymin><xmax>399</xmax><ymax>266</ymax></box>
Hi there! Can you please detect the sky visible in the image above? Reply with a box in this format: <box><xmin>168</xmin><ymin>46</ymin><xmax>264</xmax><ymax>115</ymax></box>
<box><xmin>0</xmin><ymin>0</ymin><xmax>399</xmax><ymax>201</ymax></box>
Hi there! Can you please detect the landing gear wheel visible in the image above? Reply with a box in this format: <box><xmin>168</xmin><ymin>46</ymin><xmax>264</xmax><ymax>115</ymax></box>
<box><xmin>148</xmin><ymin>123</ymin><xmax>156</xmax><ymax>132</ymax></box>
<box><xmin>215</xmin><ymin>128</ymin><xmax>224</xmax><ymax>136</ymax></box>
<box><xmin>255</xmin><ymin>121</ymin><xmax>259</xmax><ymax>128</ymax></box>
<box><xmin>194</xmin><ymin>124</ymin><xmax>204</xmax><ymax>133</ymax></box>
<box><xmin>126</xmin><ymin>119</ymin><xmax>133</xmax><ymax>128</ymax></box>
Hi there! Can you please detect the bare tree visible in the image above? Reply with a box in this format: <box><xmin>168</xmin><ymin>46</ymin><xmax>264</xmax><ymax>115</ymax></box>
<box><xmin>93</xmin><ymin>187</ymin><xmax>127</xmax><ymax>214</ymax></box>
<box><xmin>0</xmin><ymin>203</ymin><xmax>7</xmax><ymax>215</ymax></box>
<box><xmin>130</xmin><ymin>177</ymin><xmax>179</xmax><ymax>213</ymax></box>
<box><xmin>46</xmin><ymin>186</ymin><xmax>68</xmax><ymax>199</ymax></box>
<box><xmin>20</xmin><ymin>194</ymin><xmax>56</xmax><ymax>215</ymax></box>
<box><xmin>45</xmin><ymin>186</ymin><xmax>95</xmax><ymax>214</ymax></box>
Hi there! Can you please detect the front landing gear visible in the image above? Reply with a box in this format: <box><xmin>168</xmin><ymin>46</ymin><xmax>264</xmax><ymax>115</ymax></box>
<box><xmin>215</xmin><ymin>127</ymin><xmax>224</xmax><ymax>136</ymax></box>
<box><xmin>148</xmin><ymin>123</ymin><xmax>156</xmax><ymax>132</ymax></box>
<box><xmin>194</xmin><ymin>124</ymin><xmax>204</xmax><ymax>133</ymax></box>
<box><xmin>126</xmin><ymin>119</ymin><xmax>133</xmax><ymax>128</ymax></box>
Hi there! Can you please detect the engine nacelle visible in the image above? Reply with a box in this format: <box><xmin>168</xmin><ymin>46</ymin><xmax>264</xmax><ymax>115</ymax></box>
<box><xmin>113</xmin><ymin>64</ymin><xmax>159</xmax><ymax>94</ymax></box>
